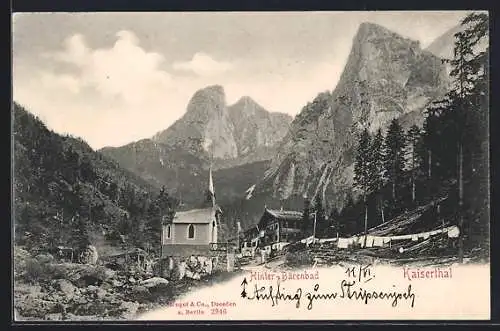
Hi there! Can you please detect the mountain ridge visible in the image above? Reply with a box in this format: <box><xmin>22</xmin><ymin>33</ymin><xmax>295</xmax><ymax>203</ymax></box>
<box><xmin>99</xmin><ymin>86</ymin><xmax>292</xmax><ymax>209</ymax></box>
<box><xmin>222</xmin><ymin>21</ymin><xmax>454</xmax><ymax>232</ymax></box>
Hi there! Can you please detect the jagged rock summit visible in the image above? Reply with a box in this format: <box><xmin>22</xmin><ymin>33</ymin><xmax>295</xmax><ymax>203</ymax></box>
<box><xmin>100</xmin><ymin>86</ymin><xmax>292</xmax><ymax>208</ymax></box>
<box><xmin>152</xmin><ymin>85</ymin><xmax>292</xmax><ymax>162</ymax></box>
<box><xmin>254</xmin><ymin>21</ymin><xmax>451</xmax><ymax>210</ymax></box>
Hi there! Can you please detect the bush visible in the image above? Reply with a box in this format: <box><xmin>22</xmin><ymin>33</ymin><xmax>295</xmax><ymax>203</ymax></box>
<box><xmin>23</xmin><ymin>258</ymin><xmax>58</xmax><ymax>284</ymax></box>
<box><xmin>285</xmin><ymin>250</ymin><xmax>313</xmax><ymax>267</ymax></box>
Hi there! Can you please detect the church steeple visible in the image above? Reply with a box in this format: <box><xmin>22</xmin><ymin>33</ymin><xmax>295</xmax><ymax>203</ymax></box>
<box><xmin>208</xmin><ymin>166</ymin><xmax>215</xmax><ymax>208</ymax></box>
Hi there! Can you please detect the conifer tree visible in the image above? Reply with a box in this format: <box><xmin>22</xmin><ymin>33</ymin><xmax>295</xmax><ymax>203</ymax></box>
<box><xmin>71</xmin><ymin>212</ymin><xmax>91</xmax><ymax>250</ymax></box>
<box><xmin>313</xmin><ymin>195</ymin><xmax>325</xmax><ymax>237</ymax></box>
<box><xmin>354</xmin><ymin>128</ymin><xmax>372</xmax><ymax>244</ymax></box>
<box><xmin>342</xmin><ymin>192</ymin><xmax>357</xmax><ymax>235</ymax></box>
<box><xmin>443</xmin><ymin>12</ymin><xmax>489</xmax><ymax>262</ymax></box>
<box><xmin>329</xmin><ymin>207</ymin><xmax>341</xmax><ymax>237</ymax></box>
<box><xmin>145</xmin><ymin>186</ymin><xmax>175</xmax><ymax>255</ymax></box>
<box><xmin>383</xmin><ymin>119</ymin><xmax>406</xmax><ymax>204</ymax></box>
<box><xmin>406</xmin><ymin>125</ymin><xmax>423</xmax><ymax>204</ymax></box>
<box><xmin>420</xmin><ymin>106</ymin><xmax>442</xmax><ymax>184</ymax></box>
<box><xmin>301</xmin><ymin>197</ymin><xmax>311</xmax><ymax>236</ymax></box>
<box><xmin>369</xmin><ymin>128</ymin><xmax>386</xmax><ymax>223</ymax></box>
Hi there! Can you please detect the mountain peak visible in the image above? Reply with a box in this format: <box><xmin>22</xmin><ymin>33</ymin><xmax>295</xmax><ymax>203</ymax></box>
<box><xmin>232</xmin><ymin>96</ymin><xmax>261</xmax><ymax>109</ymax></box>
<box><xmin>200</xmin><ymin>84</ymin><xmax>225</xmax><ymax>94</ymax></box>
<box><xmin>236</xmin><ymin>95</ymin><xmax>255</xmax><ymax>104</ymax></box>
<box><xmin>356</xmin><ymin>22</ymin><xmax>392</xmax><ymax>38</ymax></box>
<box><xmin>186</xmin><ymin>84</ymin><xmax>227</xmax><ymax>116</ymax></box>
<box><xmin>354</xmin><ymin>22</ymin><xmax>420</xmax><ymax>48</ymax></box>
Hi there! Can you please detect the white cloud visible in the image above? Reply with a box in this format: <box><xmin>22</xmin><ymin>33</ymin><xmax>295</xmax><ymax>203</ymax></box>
<box><xmin>50</xmin><ymin>33</ymin><xmax>88</xmax><ymax>65</ymax></box>
<box><xmin>14</xmin><ymin>30</ymin><xmax>183</xmax><ymax>149</ymax></box>
<box><xmin>45</xmin><ymin>30</ymin><xmax>172</xmax><ymax>106</ymax></box>
<box><xmin>172</xmin><ymin>52</ymin><xmax>233</xmax><ymax>77</ymax></box>
<box><xmin>39</xmin><ymin>71</ymin><xmax>81</xmax><ymax>94</ymax></box>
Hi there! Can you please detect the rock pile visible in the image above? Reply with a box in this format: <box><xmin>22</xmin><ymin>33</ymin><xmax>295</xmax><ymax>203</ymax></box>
<box><xmin>13</xmin><ymin>247</ymin><xmax>171</xmax><ymax>321</ymax></box>
<box><xmin>163</xmin><ymin>255</ymin><xmax>217</xmax><ymax>281</ymax></box>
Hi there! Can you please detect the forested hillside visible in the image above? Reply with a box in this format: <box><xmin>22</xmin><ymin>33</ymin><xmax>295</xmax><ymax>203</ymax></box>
<box><xmin>13</xmin><ymin>103</ymin><xmax>176</xmax><ymax>256</ymax></box>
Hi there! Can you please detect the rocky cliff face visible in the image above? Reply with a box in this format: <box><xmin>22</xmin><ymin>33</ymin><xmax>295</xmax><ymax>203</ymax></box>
<box><xmin>152</xmin><ymin>85</ymin><xmax>292</xmax><ymax>166</ymax></box>
<box><xmin>153</xmin><ymin>85</ymin><xmax>238</xmax><ymax>160</ymax></box>
<box><xmin>253</xmin><ymin>22</ymin><xmax>451</xmax><ymax>212</ymax></box>
<box><xmin>425</xmin><ymin>24</ymin><xmax>463</xmax><ymax>60</ymax></box>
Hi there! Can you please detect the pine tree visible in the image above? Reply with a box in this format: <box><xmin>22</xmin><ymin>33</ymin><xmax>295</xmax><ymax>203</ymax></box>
<box><xmin>301</xmin><ymin>197</ymin><xmax>311</xmax><ymax>236</ymax></box>
<box><xmin>420</xmin><ymin>106</ymin><xmax>441</xmax><ymax>184</ymax></box>
<box><xmin>341</xmin><ymin>192</ymin><xmax>357</xmax><ymax>235</ymax></box>
<box><xmin>71</xmin><ymin>212</ymin><xmax>91</xmax><ymax>250</ymax></box>
<box><xmin>63</xmin><ymin>147</ymin><xmax>80</xmax><ymax>184</ymax></box>
<box><xmin>443</xmin><ymin>12</ymin><xmax>489</xmax><ymax>262</ymax></box>
<box><xmin>353</xmin><ymin>128</ymin><xmax>372</xmax><ymax>244</ymax></box>
<box><xmin>406</xmin><ymin>125</ymin><xmax>423</xmax><ymax>204</ymax></box>
<box><xmin>108</xmin><ymin>182</ymin><xmax>119</xmax><ymax>203</ymax></box>
<box><xmin>369</xmin><ymin>128</ymin><xmax>386</xmax><ymax>223</ymax></box>
<box><xmin>329</xmin><ymin>207</ymin><xmax>341</xmax><ymax>237</ymax></box>
<box><xmin>383</xmin><ymin>119</ymin><xmax>406</xmax><ymax>205</ymax></box>
<box><xmin>80</xmin><ymin>155</ymin><xmax>96</xmax><ymax>183</ymax></box>
<box><xmin>313</xmin><ymin>195</ymin><xmax>325</xmax><ymax>237</ymax></box>
<box><xmin>144</xmin><ymin>186</ymin><xmax>175</xmax><ymax>256</ymax></box>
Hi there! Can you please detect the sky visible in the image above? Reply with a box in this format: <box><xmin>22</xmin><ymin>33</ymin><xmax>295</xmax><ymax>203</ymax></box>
<box><xmin>12</xmin><ymin>11</ymin><xmax>471</xmax><ymax>150</ymax></box>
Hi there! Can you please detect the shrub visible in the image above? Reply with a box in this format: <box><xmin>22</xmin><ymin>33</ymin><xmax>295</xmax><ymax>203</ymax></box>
<box><xmin>285</xmin><ymin>250</ymin><xmax>313</xmax><ymax>267</ymax></box>
<box><xmin>23</xmin><ymin>258</ymin><xmax>58</xmax><ymax>284</ymax></box>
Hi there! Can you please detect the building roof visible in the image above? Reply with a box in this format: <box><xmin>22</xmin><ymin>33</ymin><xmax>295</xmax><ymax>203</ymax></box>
<box><xmin>172</xmin><ymin>207</ymin><xmax>215</xmax><ymax>224</ymax></box>
<box><xmin>265</xmin><ymin>208</ymin><xmax>303</xmax><ymax>221</ymax></box>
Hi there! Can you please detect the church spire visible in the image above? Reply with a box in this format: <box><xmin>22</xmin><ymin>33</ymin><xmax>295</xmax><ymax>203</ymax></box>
<box><xmin>208</xmin><ymin>166</ymin><xmax>215</xmax><ymax>208</ymax></box>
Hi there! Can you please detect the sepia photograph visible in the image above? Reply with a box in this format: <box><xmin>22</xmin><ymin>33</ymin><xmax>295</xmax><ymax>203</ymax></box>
<box><xmin>12</xmin><ymin>10</ymin><xmax>490</xmax><ymax>321</ymax></box>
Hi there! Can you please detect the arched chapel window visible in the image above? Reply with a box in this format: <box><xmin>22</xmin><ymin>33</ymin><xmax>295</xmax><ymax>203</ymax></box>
<box><xmin>188</xmin><ymin>224</ymin><xmax>195</xmax><ymax>239</ymax></box>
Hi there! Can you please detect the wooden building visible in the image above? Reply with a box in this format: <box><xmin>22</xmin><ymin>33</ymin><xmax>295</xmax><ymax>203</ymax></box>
<box><xmin>259</xmin><ymin>208</ymin><xmax>303</xmax><ymax>249</ymax></box>
<box><xmin>240</xmin><ymin>208</ymin><xmax>304</xmax><ymax>255</ymax></box>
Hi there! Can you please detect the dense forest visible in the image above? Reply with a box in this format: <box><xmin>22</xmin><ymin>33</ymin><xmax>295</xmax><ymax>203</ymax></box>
<box><xmin>304</xmin><ymin>13</ymin><xmax>489</xmax><ymax>258</ymax></box>
<box><xmin>13</xmin><ymin>103</ymin><xmax>177</xmax><ymax>257</ymax></box>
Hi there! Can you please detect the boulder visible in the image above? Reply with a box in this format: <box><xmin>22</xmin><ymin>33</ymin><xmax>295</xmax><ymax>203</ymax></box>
<box><xmin>35</xmin><ymin>253</ymin><xmax>55</xmax><ymax>264</ymax></box>
<box><xmin>72</xmin><ymin>295</ymin><xmax>89</xmax><ymax>305</ymax></box>
<box><xmin>86</xmin><ymin>285</ymin><xmax>98</xmax><ymax>293</ymax></box>
<box><xmin>111</xmin><ymin>279</ymin><xmax>124</xmax><ymax>287</ymax></box>
<box><xmin>119</xmin><ymin>301</ymin><xmax>139</xmax><ymax>319</ymax></box>
<box><xmin>129</xmin><ymin>285</ymin><xmax>150</xmax><ymax>303</ymax></box>
<box><xmin>54</xmin><ymin>279</ymin><xmax>77</xmax><ymax>297</ymax></box>
<box><xmin>139</xmin><ymin>277</ymin><xmax>169</xmax><ymax>289</ymax></box>
<box><xmin>68</xmin><ymin>265</ymin><xmax>113</xmax><ymax>286</ymax></box>
<box><xmin>17</xmin><ymin>298</ymin><xmax>60</xmax><ymax>318</ymax></box>
<box><xmin>199</xmin><ymin>258</ymin><xmax>213</xmax><ymax>275</ymax></box>
<box><xmin>185</xmin><ymin>270</ymin><xmax>201</xmax><ymax>280</ymax></box>
<box><xmin>188</xmin><ymin>255</ymin><xmax>199</xmax><ymax>269</ymax></box>
<box><xmin>96</xmin><ymin>288</ymin><xmax>108</xmax><ymax>300</ymax></box>
<box><xmin>177</xmin><ymin>262</ymin><xmax>187</xmax><ymax>280</ymax></box>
